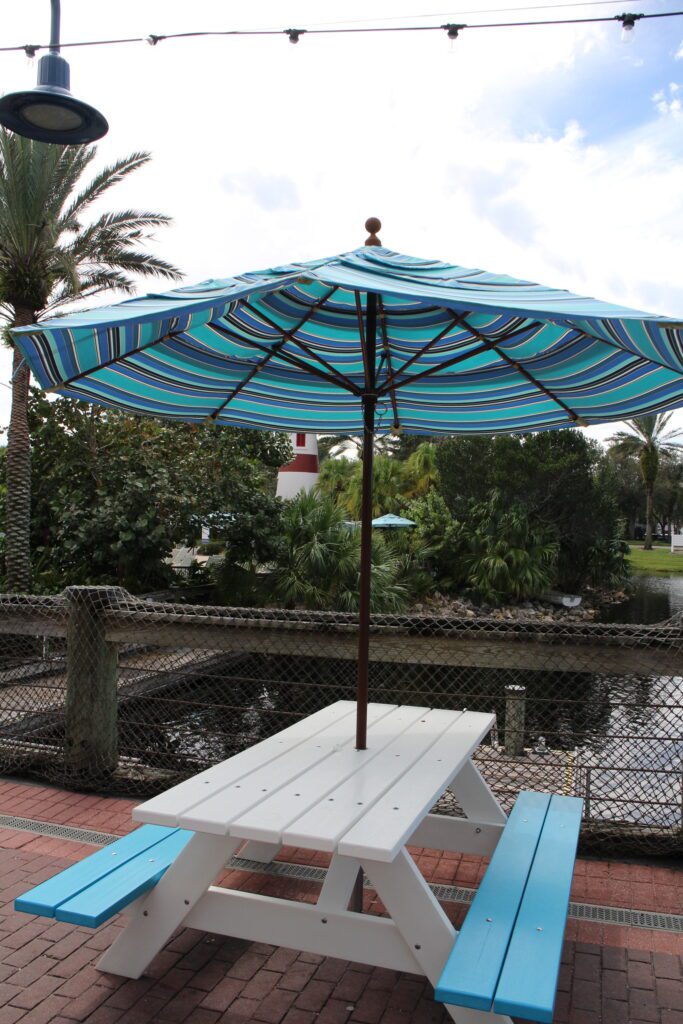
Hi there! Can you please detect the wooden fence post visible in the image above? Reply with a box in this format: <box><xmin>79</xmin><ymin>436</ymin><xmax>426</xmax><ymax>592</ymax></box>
<box><xmin>504</xmin><ymin>683</ymin><xmax>526</xmax><ymax>756</ymax></box>
<box><xmin>64</xmin><ymin>586</ymin><xmax>120</xmax><ymax>784</ymax></box>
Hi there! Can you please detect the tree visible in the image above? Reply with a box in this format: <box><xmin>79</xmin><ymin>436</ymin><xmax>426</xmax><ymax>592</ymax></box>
<box><xmin>608</xmin><ymin>414</ymin><xmax>683</xmax><ymax>550</ymax></box>
<box><xmin>404</xmin><ymin>441</ymin><xmax>440</xmax><ymax>497</ymax></box>
<box><xmin>653</xmin><ymin>454</ymin><xmax>683</xmax><ymax>539</ymax></box>
<box><xmin>28</xmin><ymin>391</ymin><xmax>289</xmax><ymax>593</ymax></box>
<box><xmin>340</xmin><ymin>455</ymin><xmax>407</xmax><ymax>520</ymax></box>
<box><xmin>600</xmin><ymin>449</ymin><xmax>643</xmax><ymax>539</ymax></box>
<box><xmin>269</xmin><ymin>490</ymin><xmax>416</xmax><ymax>613</ymax></box>
<box><xmin>436</xmin><ymin>430</ymin><xmax>625</xmax><ymax>591</ymax></box>
<box><xmin>402</xmin><ymin>490</ymin><xmax>468</xmax><ymax>591</ymax></box>
<box><xmin>462</xmin><ymin>491</ymin><xmax>559</xmax><ymax>604</ymax></box>
<box><xmin>315</xmin><ymin>456</ymin><xmax>355</xmax><ymax>504</ymax></box>
<box><xmin>316</xmin><ymin>433</ymin><xmax>398</xmax><ymax>461</ymax></box>
<box><xmin>0</xmin><ymin>132</ymin><xmax>180</xmax><ymax>592</ymax></box>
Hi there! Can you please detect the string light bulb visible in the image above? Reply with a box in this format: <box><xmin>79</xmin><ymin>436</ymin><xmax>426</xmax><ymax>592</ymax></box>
<box><xmin>443</xmin><ymin>23</ymin><xmax>465</xmax><ymax>52</ymax></box>
<box><xmin>617</xmin><ymin>12</ymin><xmax>643</xmax><ymax>42</ymax></box>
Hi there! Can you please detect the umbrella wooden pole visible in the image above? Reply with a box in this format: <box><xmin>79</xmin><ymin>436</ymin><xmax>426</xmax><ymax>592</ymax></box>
<box><xmin>356</xmin><ymin>294</ymin><xmax>378</xmax><ymax>751</ymax></box>
<box><xmin>356</xmin><ymin>391</ymin><xmax>376</xmax><ymax>750</ymax></box>
<box><xmin>356</xmin><ymin>220</ymin><xmax>382</xmax><ymax>751</ymax></box>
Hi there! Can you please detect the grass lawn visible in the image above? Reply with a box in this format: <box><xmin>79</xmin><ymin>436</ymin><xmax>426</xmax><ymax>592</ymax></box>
<box><xmin>627</xmin><ymin>544</ymin><xmax>683</xmax><ymax>575</ymax></box>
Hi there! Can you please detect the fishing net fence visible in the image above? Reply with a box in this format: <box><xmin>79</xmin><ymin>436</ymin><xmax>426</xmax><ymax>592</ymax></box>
<box><xmin>0</xmin><ymin>585</ymin><xmax>680</xmax><ymax>856</ymax></box>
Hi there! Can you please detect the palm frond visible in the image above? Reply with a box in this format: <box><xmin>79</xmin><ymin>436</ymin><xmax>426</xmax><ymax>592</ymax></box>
<box><xmin>0</xmin><ymin>135</ymin><xmax>181</xmax><ymax>319</ymax></box>
<box><xmin>59</xmin><ymin>152</ymin><xmax>152</xmax><ymax>226</ymax></box>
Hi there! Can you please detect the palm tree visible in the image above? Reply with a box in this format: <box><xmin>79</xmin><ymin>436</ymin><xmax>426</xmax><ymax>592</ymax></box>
<box><xmin>315</xmin><ymin>456</ymin><xmax>355</xmax><ymax>505</ymax></box>
<box><xmin>608</xmin><ymin>413</ymin><xmax>683</xmax><ymax>550</ymax></box>
<box><xmin>0</xmin><ymin>131</ymin><xmax>181</xmax><ymax>592</ymax></box>
<box><xmin>404</xmin><ymin>441</ymin><xmax>439</xmax><ymax>497</ymax></box>
<box><xmin>341</xmin><ymin>455</ymin><xmax>407</xmax><ymax>520</ymax></box>
<box><xmin>269</xmin><ymin>489</ymin><xmax>416</xmax><ymax>613</ymax></box>
<box><xmin>317</xmin><ymin>433</ymin><xmax>398</xmax><ymax>461</ymax></box>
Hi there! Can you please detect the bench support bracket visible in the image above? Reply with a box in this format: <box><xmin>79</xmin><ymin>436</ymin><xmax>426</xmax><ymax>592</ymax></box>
<box><xmin>97</xmin><ymin>833</ymin><xmax>240</xmax><ymax>979</ymax></box>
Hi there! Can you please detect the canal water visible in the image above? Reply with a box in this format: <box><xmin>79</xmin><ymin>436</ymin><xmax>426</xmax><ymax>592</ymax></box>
<box><xmin>600</xmin><ymin>573</ymin><xmax>683</xmax><ymax>625</ymax></box>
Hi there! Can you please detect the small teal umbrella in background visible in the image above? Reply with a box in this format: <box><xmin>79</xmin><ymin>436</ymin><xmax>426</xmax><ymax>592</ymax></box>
<box><xmin>372</xmin><ymin>513</ymin><xmax>416</xmax><ymax>529</ymax></box>
<box><xmin>12</xmin><ymin>218</ymin><xmax>683</xmax><ymax>748</ymax></box>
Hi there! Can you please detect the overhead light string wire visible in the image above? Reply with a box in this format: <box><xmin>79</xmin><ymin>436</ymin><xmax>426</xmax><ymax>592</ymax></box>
<box><xmin>0</xmin><ymin>7</ymin><xmax>681</xmax><ymax>56</ymax></box>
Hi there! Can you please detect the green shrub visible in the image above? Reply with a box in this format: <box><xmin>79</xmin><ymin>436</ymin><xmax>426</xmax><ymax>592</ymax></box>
<box><xmin>462</xmin><ymin>491</ymin><xmax>559</xmax><ymax>604</ymax></box>
<box><xmin>268</xmin><ymin>490</ymin><xmax>429</xmax><ymax>613</ymax></box>
<box><xmin>402</xmin><ymin>490</ymin><xmax>468</xmax><ymax>591</ymax></box>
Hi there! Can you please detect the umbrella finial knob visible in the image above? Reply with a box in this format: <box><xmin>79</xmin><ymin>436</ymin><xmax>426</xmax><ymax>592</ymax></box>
<box><xmin>364</xmin><ymin>217</ymin><xmax>382</xmax><ymax>247</ymax></box>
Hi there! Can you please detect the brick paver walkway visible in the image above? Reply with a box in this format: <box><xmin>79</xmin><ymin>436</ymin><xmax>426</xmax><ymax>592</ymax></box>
<box><xmin>0</xmin><ymin>779</ymin><xmax>680</xmax><ymax>1024</ymax></box>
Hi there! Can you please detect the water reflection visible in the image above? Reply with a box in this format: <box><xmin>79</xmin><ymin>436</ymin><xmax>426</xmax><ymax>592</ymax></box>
<box><xmin>601</xmin><ymin>573</ymin><xmax>683</xmax><ymax>625</ymax></box>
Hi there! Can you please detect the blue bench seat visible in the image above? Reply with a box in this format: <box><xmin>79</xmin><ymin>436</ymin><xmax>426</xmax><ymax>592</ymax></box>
<box><xmin>15</xmin><ymin>824</ymin><xmax>193</xmax><ymax>928</ymax></box>
<box><xmin>435</xmin><ymin>791</ymin><xmax>582</xmax><ymax>1024</ymax></box>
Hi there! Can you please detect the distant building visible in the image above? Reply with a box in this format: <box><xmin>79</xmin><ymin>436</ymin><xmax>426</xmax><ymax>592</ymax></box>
<box><xmin>276</xmin><ymin>433</ymin><xmax>319</xmax><ymax>499</ymax></box>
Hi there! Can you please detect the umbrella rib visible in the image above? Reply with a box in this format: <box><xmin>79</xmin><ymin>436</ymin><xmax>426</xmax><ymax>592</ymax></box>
<box><xmin>206</xmin><ymin>288</ymin><xmax>351</xmax><ymax>418</ymax></box>
<box><xmin>354</xmin><ymin>290</ymin><xmax>372</xmax><ymax>392</ymax></box>
<box><xmin>378</xmin><ymin>335</ymin><xmax>499</xmax><ymax>394</ymax></box>
<box><xmin>209</xmin><ymin>322</ymin><xmax>361</xmax><ymax>395</ymax></box>
<box><xmin>204</xmin><ymin>338</ymin><xmax>288</xmax><ymax>421</ymax></box>
<box><xmin>491</xmin><ymin>346</ymin><xmax>583</xmax><ymax>423</ymax></box>
<box><xmin>381</xmin><ymin>312</ymin><xmax>471</xmax><ymax>387</ymax></box>
<box><xmin>458</xmin><ymin>314</ymin><xmax>581</xmax><ymax>422</ymax></box>
<box><xmin>383</xmin><ymin>310</ymin><xmax>582</xmax><ymax>423</ymax></box>
<box><xmin>378</xmin><ymin>317</ymin><xmax>544</xmax><ymax>395</ymax></box>
<box><xmin>240</xmin><ymin>291</ymin><xmax>359</xmax><ymax>392</ymax></box>
<box><xmin>43</xmin><ymin>326</ymin><xmax>186</xmax><ymax>391</ymax></box>
<box><xmin>377</xmin><ymin>296</ymin><xmax>401</xmax><ymax>430</ymax></box>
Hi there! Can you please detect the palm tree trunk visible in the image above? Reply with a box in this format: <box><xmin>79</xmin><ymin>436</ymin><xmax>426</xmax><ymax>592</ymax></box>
<box><xmin>644</xmin><ymin>483</ymin><xmax>654</xmax><ymax>551</ymax></box>
<box><xmin>5</xmin><ymin>307</ymin><xmax>35</xmax><ymax>592</ymax></box>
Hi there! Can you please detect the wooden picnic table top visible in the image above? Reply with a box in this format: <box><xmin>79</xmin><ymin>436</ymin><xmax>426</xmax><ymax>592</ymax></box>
<box><xmin>134</xmin><ymin>701</ymin><xmax>496</xmax><ymax>863</ymax></box>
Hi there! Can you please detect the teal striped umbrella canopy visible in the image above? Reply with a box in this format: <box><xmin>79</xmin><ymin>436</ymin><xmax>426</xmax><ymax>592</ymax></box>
<box><xmin>12</xmin><ymin>245</ymin><xmax>683</xmax><ymax>435</ymax></box>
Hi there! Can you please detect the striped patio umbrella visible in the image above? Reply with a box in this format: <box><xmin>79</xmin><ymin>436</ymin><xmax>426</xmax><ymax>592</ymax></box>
<box><xmin>12</xmin><ymin>218</ymin><xmax>683</xmax><ymax>748</ymax></box>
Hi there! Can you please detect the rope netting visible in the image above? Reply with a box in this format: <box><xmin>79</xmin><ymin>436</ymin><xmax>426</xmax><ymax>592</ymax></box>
<box><xmin>0</xmin><ymin>586</ymin><xmax>680</xmax><ymax>855</ymax></box>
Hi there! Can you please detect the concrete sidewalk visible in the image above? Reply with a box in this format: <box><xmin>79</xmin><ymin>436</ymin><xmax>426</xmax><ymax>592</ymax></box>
<box><xmin>0</xmin><ymin>779</ymin><xmax>680</xmax><ymax>1024</ymax></box>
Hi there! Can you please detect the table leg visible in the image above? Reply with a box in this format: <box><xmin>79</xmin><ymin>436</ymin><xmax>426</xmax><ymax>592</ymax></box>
<box><xmin>317</xmin><ymin>854</ymin><xmax>362</xmax><ymax>912</ymax></box>
<box><xmin>448</xmin><ymin>759</ymin><xmax>507</xmax><ymax>825</ymax></box>
<box><xmin>238</xmin><ymin>840</ymin><xmax>283</xmax><ymax>863</ymax></box>
<box><xmin>363</xmin><ymin>849</ymin><xmax>512</xmax><ymax>1024</ymax></box>
<box><xmin>97</xmin><ymin>833</ymin><xmax>240</xmax><ymax>979</ymax></box>
<box><xmin>349</xmin><ymin>867</ymin><xmax>364</xmax><ymax>913</ymax></box>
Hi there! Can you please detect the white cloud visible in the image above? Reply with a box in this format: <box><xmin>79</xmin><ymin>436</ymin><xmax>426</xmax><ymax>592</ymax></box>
<box><xmin>221</xmin><ymin>170</ymin><xmax>300</xmax><ymax>211</ymax></box>
<box><xmin>653</xmin><ymin>83</ymin><xmax>682</xmax><ymax>117</ymax></box>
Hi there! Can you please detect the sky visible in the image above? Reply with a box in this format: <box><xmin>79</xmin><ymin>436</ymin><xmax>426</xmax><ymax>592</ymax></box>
<box><xmin>1</xmin><ymin>0</ymin><xmax>682</xmax><ymax>444</ymax></box>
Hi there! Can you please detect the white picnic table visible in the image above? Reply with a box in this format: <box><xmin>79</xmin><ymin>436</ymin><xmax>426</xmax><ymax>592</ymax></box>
<box><xmin>98</xmin><ymin>701</ymin><xmax>512</xmax><ymax>1024</ymax></box>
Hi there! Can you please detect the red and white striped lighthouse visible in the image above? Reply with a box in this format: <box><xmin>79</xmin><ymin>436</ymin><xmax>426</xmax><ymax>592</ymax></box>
<box><xmin>276</xmin><ymin>433</ymin><xmax>320</xmax><ymax>499</ymax></box>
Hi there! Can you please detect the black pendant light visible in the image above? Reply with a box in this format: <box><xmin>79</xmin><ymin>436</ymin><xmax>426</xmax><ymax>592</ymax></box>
<box><xmin>0</xmin><ymin>0</ymin><xmax>108</xmax><ymax>145</ymax></box>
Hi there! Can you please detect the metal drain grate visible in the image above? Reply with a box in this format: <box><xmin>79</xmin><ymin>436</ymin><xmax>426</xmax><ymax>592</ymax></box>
<box><xmin>0</xmin><ymin>814</ymin><xmax>118</xmax><ymax>847</ymax></box>
<box><xmin>231</xmin><ymin>856</ymin><xmax>328</xmax><ymax>882</ymax></box>
<box><xmin>1</xmin><ymin>816</ymin><xmax>679</xmax><ymax>934</ymax></box>
<box><xmin>569</xmin><ymin>901</ymin><xmax>682</xmax><ymax>933</ymax></box>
